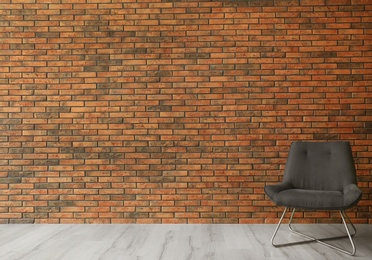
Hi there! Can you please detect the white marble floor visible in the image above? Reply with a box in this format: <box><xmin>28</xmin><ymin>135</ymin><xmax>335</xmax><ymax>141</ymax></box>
<box><xmin>0</xmin><ymin>224</ymin><xmax>371</xmax><ymax>260</ymax></box>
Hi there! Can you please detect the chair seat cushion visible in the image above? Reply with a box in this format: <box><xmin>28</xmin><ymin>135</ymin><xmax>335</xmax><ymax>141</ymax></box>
<box><xmin>265</xmin><ymin>183</ymin><xmax>362</xmax><ymax>210</ymax></box>
<box><xmin>275</xmin><ymin>189</ymin><xmax>344</xmax><ymax>210</ymax></box>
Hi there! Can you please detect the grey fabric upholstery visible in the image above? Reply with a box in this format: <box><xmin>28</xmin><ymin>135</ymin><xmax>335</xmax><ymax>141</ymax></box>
<box><xmin>265</xmin><ymin>141</ymin><xmax>362</xmax><ymax>210</ymax></box>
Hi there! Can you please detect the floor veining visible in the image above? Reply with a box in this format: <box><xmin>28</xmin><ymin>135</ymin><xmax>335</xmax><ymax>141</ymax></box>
<box><xmin>0</xmin><ymin>224</ymin><xmax>371</xmax><ymax>260</ymax></box>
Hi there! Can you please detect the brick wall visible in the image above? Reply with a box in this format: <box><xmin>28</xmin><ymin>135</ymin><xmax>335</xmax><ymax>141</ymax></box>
<box><xmin>0</xmin><ymin>0</ymin><xmax>371</xmax><ymax>224</ymax></box>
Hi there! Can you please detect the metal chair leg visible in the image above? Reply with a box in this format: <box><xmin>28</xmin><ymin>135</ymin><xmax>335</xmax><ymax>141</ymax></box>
<box><xmin>271</xmin><ymin>207</ymin><xmax>357</xmax><ymax>256</ymax></box>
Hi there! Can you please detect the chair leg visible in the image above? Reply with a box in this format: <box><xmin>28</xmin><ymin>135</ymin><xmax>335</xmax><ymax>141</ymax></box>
<box><xmin>271</xmin><ymin>207</ymin><xmax>357</xmax><ymax>256</ymax></box>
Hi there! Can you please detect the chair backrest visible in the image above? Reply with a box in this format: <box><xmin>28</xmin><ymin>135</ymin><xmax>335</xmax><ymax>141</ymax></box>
<box><xmin>283</xmin><ymin>141</ymin><xmax>357</xmax><ymax>191</ymax></box>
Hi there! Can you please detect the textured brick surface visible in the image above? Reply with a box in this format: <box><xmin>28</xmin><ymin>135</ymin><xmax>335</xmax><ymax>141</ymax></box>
<box><xmin>0</xmin><ymin>0</ymin><xmax>371</xmax><ymax>224</ymax></box>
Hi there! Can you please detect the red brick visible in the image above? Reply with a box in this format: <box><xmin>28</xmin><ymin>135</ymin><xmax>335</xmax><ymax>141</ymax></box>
<box><xmin>0</xmin><ymin>0</ymin><xmax>370</xmax><ymax>224</ymax></box>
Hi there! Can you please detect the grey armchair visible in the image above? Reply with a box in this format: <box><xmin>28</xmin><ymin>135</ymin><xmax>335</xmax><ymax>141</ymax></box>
<box><xmin>265</xmin><ymin>141</ymin><xmax>362</xmax><ymax>255</ymax></box>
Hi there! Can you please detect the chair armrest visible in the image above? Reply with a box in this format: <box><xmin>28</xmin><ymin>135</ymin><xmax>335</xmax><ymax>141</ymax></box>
<box><xmin>264</xmin><ymin>181</ymin><xmax>293</xmax><ymax>203</ymax></box>
<box><xmin>343</xmin><ymin>184</ymin><xmax>362</xmax><ymax>208</ymax></box>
